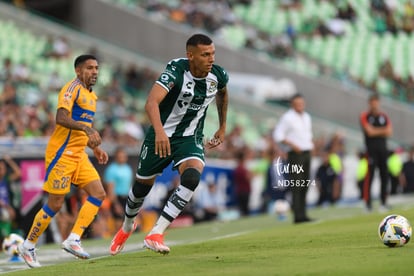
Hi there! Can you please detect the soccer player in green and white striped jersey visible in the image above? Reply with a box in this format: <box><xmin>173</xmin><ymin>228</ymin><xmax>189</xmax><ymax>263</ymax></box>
<box><xmin>110</xmin><ymin>33</ymin><xmax>229</xmax><ymax>255</ymax></box>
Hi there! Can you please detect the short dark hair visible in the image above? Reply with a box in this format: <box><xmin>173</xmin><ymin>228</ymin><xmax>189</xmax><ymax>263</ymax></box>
<box><xmin>74</xmin><ymin>54</ymin><xmax>97</xmax><ymax>68</ymax></box>
<box><xmin>186</xmin><ymin>34</ymin><xmax>213</xmax><ymax>48</ymax></box>
<box><xmin>369</xmin><ymin>93</ymin><xmax>380</xmax><ymax>102</ymax></box>
<box><xmin>290</xmin><ymin>93</ymin><xmax>304</xmax><ymax>102</ymax></box>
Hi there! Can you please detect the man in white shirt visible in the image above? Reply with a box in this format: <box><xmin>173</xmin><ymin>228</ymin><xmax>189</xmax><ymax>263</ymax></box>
<box><xmin>273</xmin><ymin>93</ymin><xmax>314</xmax><ymax>223</ymax></box>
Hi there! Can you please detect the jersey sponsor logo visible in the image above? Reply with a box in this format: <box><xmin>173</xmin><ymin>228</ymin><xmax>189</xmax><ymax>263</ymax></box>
<box><xmin>161</xmin><ymin>74</ymin><xmax>169</xmax><ymax>81</ymax></box>
<box><xmin>80</xmin><ymin>112</ymin><xmax>94</xmax><ymax>122</ymax></box>
<box><xmin>141</xmin><ymin>145</ymin><xmax>148</xmax><ymax>160</ymax></box>
<box><xmin>164</xmin><ymin>70</ymin><xmax>176</xmax><ymax>79</ymax></box>
<box><xmin>64</xmin><ymin>91</ymin><xmax>72</xmax><ymax>99</ymax></box>
<box><xmin>188</xmin><ymin>103</ymin><xmax>204</xmax><ymax>111</ymax></box>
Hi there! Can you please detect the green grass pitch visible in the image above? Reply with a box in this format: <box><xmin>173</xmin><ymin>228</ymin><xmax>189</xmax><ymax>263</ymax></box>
<box><xmin>4</xmin><ymin>200</ymin><xmax>414</xmax><ymax>275</ymax></box>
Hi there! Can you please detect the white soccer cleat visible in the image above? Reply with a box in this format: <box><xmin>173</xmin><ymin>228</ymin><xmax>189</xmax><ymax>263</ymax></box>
<box><xmin>62</xmin><ymin>239</ymin><xmax>90</xmax><ymax>259</ymax></box>
<box><xmin>17</xmin><ymin>243</ymin><xmax>41</xmax><ymax>268</ymax></box>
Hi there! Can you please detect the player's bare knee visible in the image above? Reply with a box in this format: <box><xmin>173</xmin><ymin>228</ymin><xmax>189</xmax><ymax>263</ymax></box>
<box><xmin>47</xmin><ymin>197</ymin><xmax>65</xmax><ymax>212</ymax></box>
<box><xmin>95</xmin><ymin>189</ymin><xmax>106</xmax><ymax>201</ymax></box>
<box><xmin>180</xmin><ymin>168</ymin><xmax>201</xmax><ymax>191</ymax></box>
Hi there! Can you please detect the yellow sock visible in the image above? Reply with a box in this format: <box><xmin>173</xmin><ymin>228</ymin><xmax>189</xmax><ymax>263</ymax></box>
<box><xmin>26</xmin><ymin>205</ymin><xmax>55</xmax><ymax>245</ymax></box>
<box><xmin>71</xmin><ymin>196</ymin><xmax>102</xmax><ymax>237</ymax></box>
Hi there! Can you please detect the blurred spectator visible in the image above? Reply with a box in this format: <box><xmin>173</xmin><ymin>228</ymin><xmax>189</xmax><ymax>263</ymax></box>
<box><xmin>0</xmin><ymin>58</ymin><xmax>13</xmax><ymax>82</ymax></box>
<box><xmin>100</xmin><ymin>120</ymin><xmax>118</xmax><ymax>143</ymax></box>
<box><xmin>119</xmin><ymin>114</ymin><xmax>145</xmax><ymax>146</ymax></box>
<box><xmin>356</xmin><ymin>151</ymin><xmax>369</xmax><ymax>199</ymax></box>
<box><xmin>359</xmin><ymin>93</ymin><xmax>393</xmax><ymax>212</ymax></box>
<box><xmin>371</xmin><ymin>0</ymin><xmax>387</xmax><ymax>13</ymax></box>
<box><xmin>273</xmin><ymin>93</ymin><xmax>314</xmax><ymax>223</ymax></box>
<box><xmin>23</xmin><ymin>116</ymin><xmax>43</xmax><ymax>137</ymax></box>
<box><xmin>271</xmin><ymin>33</ymin><xmax>294</xmax><ymax>58</ymax></box>
<box><xmin>104</xmin><ymin>78</ymin><xmax>124</xmax><ymax>105</ymax></box>
<box><xmin>336</xmin><ymin>2</ymin><xmax>356</xmax><ymax>22</ymax></box>
<box><xmin>194</xmin><ymin>181</ymin><xmax>224</xmax><ymax>222</ymax></box>
<box><xmin>225</xmin><ymin>125</ymin><xmax>246</xmax><ymax>157</ymax></box>
<box><xmin>104</xmin><ymin>147</ymin><xmax>133</xmax><ymax>231</ymax></box>
<box><xmin>324</xmin><ymin>132</ymin><xmax>345</xmax><ymax>199</ymax></box>
<box><xmin>402</xmin><ymin>1</ymin><xmax>414</xmax><ymax>33</ymax></box>
<box><xmin>0</xmin><ymin>105</ymin><xmax>25</xmax><ymax>138</ymax></box>
<box><xmin>284</xmin><ymin>19</ymin><xmax>297</xmax><ymax>47</ymax></box>
<box><xmin>372</xmin><ymin>10</ymin><xmax>388</xmax><ymax>34</ymax></box>
<box><xmin>0</xmin><ymin>155</ymin><xmax>21</xmax><ymax>240</ymax></box>
<box><xmin>400</xmin><ymin>145</ymin><xmax>414</xmax><ymax>194</ymax></box>
<box><xmin>315</xmin><ymin>151</ymin><xmax>339</xmax><ymax>206</ymax></box>
<box><xmin>0</xmin><ymin>81</ymin><xmax>18</xmax><ymax>107</ymax></box>
<box><xmin>46</xmin><ymin>71</ymin><xmax>65</xmax><ymax>93</ymax></box>
<box><xmin>124</xmin><ymin>64</ymin><xmax>144</xmax><ymax>95</ymax></box>
<box><xmin>43</xmin><ymin>35</ymin><xmax>71</xmax><ymax>59</ymax></box>
<box><xmin>12</xmin><ymin>62</ymin><xmax>31</xmax><ymax>83</ymax></box>
<box><xmin>233</xmin><ymin>150</ymin><xmax>252</xmax><ymax>216</ymax></box>
<box><xmin>387</xmin><ymin>148</ymin><xmax>403</xmax><ymax>194</ymax></box>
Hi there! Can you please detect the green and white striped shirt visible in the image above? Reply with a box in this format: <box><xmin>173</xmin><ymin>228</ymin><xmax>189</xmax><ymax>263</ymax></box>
<box><xmin>145</xmin><ymin>58</ymin><xmax>229</xmax><ymax>140</ymax></box>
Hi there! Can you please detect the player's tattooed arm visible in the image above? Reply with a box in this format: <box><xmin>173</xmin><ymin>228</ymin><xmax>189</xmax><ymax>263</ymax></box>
<box><xmin>215</xmin><ymin>86</ymin><xmax>228</xmax><ymax>133</ymax></box>
<box><xmin>208</xmin><ymin>86</ymin><xmax>228</xmax><ymax>148</ymax></box>
<box><xmin>56</xmin><ymin>108</ymin><xmax>101</xmax><ymax>146</ymax></box>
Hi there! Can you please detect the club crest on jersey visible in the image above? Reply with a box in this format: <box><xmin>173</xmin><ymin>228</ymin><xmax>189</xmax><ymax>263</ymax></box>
<box><xmin>208</xmin><ymin>81</ymin><xmax>217</xmax><ymax>94</ymax></box>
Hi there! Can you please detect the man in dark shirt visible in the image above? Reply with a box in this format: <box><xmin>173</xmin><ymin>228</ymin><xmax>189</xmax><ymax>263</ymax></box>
<box><xmin>233</xmin><ymin>150</ymin><xmax>252</xmax><ymax>216</ymax></box>
<box><xmin>359</xmin><ymin>93</ymin><xmax>393</xmax><ymax>211</ymax></box>
<box><xmin>315</xmin><ymin>152</ymin><xmax>338</xmax><ymax>206</ymax></box>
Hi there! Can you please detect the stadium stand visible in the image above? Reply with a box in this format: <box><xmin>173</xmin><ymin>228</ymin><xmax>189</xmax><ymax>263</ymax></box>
<box><xmin>112</xmin><ymin>0</ymin><xmax>414</xmax><ymax>104</ymax></box>
<box><xmin>3</xmin><ymin>0</ymin><xmax>406</xmax><ymax>156</ymax></box>
<box><xmin>0</xmin><ymin>13</ymin><xmax>277</xmax><ymax>157</ymax></box>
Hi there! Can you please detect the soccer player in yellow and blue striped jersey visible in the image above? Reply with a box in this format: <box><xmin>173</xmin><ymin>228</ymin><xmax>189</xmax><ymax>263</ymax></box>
<box><xmin>17</xmin><ymin>55</ymin><xmax>109</xmax><ymax>268</ymax></box>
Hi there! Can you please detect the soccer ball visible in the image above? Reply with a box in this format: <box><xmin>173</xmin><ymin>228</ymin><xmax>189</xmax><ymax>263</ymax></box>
<box><xmin>2</xmin><ymin>233</ymin><xmax>24</xmax><ymax>257</ymax></box>
<box><xmin>378</xmin><ymin>214</ymin><xmax>412</xmax><ymax>247</ymax></box>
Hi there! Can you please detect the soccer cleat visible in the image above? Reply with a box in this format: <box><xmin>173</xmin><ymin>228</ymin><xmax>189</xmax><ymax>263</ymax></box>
<box><xmin>17</xmin><ymin>243</ymin><xmax>41</xmax><ymax>268</ymax></box>
<box><xmin>61</xmin><ymin>239</ymin><xmax>90</xmax><ymax>259</ymax></box>
<box><xmin>143</xmin><ymin>233</ymin><xmax>170</xmax><ymax>255</ymax></box>
<box><xmin>110</xmin><ymin>222</ymin><xmax>137</xmax><ymax>256</ymax></box>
